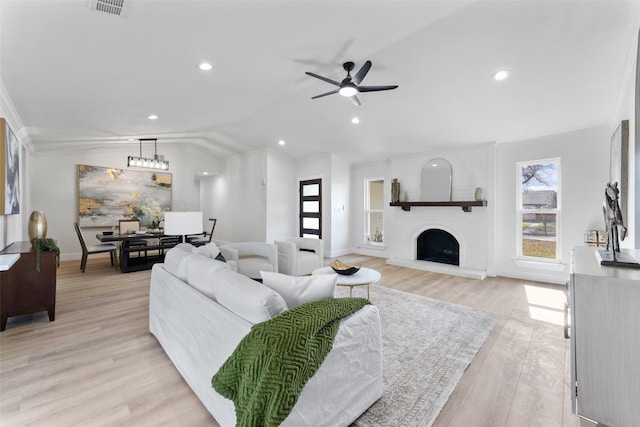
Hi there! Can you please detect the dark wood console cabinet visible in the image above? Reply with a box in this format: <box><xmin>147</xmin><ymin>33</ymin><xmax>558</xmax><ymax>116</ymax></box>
<box><xmin>0</xmin><ymin>241</ymin><xmax>57</xmax><ymax>331</ymax></box>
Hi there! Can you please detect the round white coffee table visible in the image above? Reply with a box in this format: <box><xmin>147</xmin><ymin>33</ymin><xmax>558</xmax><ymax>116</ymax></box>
<box><xmin>312</xmin><ymin>266</ymin><xmax>381</xmax><ymax>299</ymax></box>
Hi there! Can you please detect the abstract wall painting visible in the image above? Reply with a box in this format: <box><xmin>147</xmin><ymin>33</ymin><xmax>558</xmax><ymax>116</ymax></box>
<box><xmin>610</xmin><ymin>120</ymin><xmax>629</xmax><ymax>225</ymax></box>
<box><xmin>77</xmin><ymin>165</ymin><xmax>172</xmax><ymax>227</ymax></box>
<box><xmin>0</xmin><ymin>118</ymin><xmax>20</xmax><ymax>215</ymax></box>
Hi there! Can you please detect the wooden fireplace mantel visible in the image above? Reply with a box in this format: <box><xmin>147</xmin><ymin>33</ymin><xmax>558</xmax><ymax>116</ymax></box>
<box><xmin>389</xmin><ymin>200</ymin><xmax>487</xmax><ymax>212</ymax></box>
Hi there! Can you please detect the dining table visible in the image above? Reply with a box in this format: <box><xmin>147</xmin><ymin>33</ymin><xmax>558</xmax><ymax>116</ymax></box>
<box><xmin>95</xmin><ymin>231</ymin><xmax>170</xmax><ymax>273</ymax></box>
<box><xmin>95</xmin><ymin>231</ymin><xmax>165</xmax><ymax>243</ymax></box>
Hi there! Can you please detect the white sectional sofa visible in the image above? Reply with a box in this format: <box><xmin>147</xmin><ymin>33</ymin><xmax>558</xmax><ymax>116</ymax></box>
<box><xmin>149</xmin><ymin>243</ymin><xmax>383</xmax><ymax>427</ymax></box>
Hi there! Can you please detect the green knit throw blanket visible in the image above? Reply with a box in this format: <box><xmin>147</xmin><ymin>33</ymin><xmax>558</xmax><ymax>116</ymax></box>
<box><xmin>212</xmin><ymin>297</ymin><xmax>370</xmax><ymax>427</ymax></box>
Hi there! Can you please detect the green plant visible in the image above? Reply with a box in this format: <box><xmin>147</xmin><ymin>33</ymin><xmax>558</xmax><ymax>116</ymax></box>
<box><xmin>33</xmin><ymin>237</ymin><xmax>60</xmax><ymax>272</ymax></box>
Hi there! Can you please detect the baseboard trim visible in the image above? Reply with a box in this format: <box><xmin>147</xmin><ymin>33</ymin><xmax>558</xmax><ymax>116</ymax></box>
<box><xmin>387</xmin><ymin>257</ymin><xmax>487</xmax><ymax>280</ymax></box>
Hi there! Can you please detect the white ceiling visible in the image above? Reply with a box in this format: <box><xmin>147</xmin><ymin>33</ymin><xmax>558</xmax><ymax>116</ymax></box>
<box><xmin>1</xmin><ymin>0</ymin><xmax>639</xmax><ymax>164</ymax></box>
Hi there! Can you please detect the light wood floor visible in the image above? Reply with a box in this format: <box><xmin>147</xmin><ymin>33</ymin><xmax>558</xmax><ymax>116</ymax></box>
<box><xmin>0</xmin><ymin>255</ymin><xmax>592</xmax><ymax>426</ymax></box>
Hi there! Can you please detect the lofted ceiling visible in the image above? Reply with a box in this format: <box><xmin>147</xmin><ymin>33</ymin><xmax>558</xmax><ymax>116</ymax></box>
<box><xmin>1</xmin><ymin>0</ymin><xmax>639</xmax><ymax>165</ymax></box>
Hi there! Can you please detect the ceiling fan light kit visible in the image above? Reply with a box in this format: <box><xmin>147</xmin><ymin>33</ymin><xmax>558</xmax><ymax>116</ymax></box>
<box><xmin>306</xmin><ymin>60</ymin><xmax>398</xmax><ymax>106</ymax></box>
<box><xmin>339</xmin><ymin>86</ymin><xmax>358</xmax><ymax>97</ymax></box>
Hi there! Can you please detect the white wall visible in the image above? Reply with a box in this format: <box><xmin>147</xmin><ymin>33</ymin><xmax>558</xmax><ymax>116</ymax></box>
<box><xmin>28</xmin><ymin>144</ymin><xmax>223</xmax><ymax>260</ymax></box>
<box><xmin>266</xmin><ymin>149</ymin><xmax>297</xmax><ymax>243</ymax></box>
<box><xmin>330</xmin><ymin>153</ymin><xmax>351</xmax><ymax>258</ymax></box>
<box><xmin>203</xmin><ymin>148</ymin><xmax>297</xmax><ymax>245</ymax></box>
<box><xmin>200</xmin><ymin>174</ymin><xmax>226</xmax><ymax>239</ymax></box>
<box><xmin>207</xmin><ymin>149</ymin><xmax>268</xmax><ymax>243</ymax></box>
<box><xmin>495</xmin><ymin>127</ymin><xmax>610</xmax><ymax>284</ymax></box>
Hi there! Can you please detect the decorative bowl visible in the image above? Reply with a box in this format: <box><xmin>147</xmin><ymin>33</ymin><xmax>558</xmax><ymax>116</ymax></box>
<box><xmin>102</xmin><ymin>231</ymin><xmax>114</xmax><ymax>236</ymax></box>
<box><xmin>330</xmin><ymin>260</ymin><xmax>361</xmax><ymax>276</ymax></box>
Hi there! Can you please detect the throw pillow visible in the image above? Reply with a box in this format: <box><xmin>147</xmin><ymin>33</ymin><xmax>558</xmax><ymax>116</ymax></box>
<box><xmin>260</xmin><ymin>271</ymin><xmax>337</xmax><ymax>308</ymax></box>
<box><xmin>213</xmin><ymin>269</ymin><xmax>288</xmax><ymax>323</ymax></box>
<box><xmin>174</xmin><ymin>242</ymin><xmax>196</xmax><ymax>252</ymax></box>
<box><xmin>184</xmin><ymin>253</ymin><xmax>232</xmax><ymax>300</ymax></box>
<box><xmin>163</xmin><ymin>244</ymin><xmax>196</xmax><ymax>281</ymax></box>
<box><xmin>195</xmin><ymin>242</ymin><xmax>222</xmax><ymax>259</ymax></box>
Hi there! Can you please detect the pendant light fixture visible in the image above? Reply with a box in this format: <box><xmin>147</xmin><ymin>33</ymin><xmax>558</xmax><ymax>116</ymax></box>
<box><xmin>127</xmin><ymin>138</ymin><xmax>169</xmax><ymax>170</ymax></box>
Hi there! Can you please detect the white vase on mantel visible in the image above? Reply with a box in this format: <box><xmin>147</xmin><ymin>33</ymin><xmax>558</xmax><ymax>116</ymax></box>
<box><xmin>474</xmin><ymin>187</ymin><xmax>484</xmax><ymax>201</ymax></box>
<box><xmin>399</xmin><ymin>191</ymin><xmax>407</xmax><ymax>202</ymax></box>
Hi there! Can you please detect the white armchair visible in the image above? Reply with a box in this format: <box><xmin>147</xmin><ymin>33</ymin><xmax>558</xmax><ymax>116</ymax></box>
<box><xmin>274</xmin><ymin>237</ymin><xmax>324</xmax><ymax>276</ymax></box>
<box><xmin>219</xmin><ymin>242</ymin><xmax>278</xmax><ymax>280</ymax></box>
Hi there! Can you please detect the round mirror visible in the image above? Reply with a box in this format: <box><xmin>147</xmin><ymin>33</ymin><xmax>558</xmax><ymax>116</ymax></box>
<box><xmin>420</xmin><ymin>158</ymin><xmax>452</xmax><ymax>201</ymax></box>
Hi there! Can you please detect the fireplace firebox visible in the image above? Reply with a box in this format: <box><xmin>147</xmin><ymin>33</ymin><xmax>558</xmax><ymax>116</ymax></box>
<box><xmin>416</xmin><ymin>229</ymin><xmax>459</xmax><ymax>266</ymax></box>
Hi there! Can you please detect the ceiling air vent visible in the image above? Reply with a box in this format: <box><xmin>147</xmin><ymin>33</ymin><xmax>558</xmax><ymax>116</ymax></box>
<box><xmin>91</xmin><ymin>0</ymin><xmax>124</xmax><ymax>16</ymax></box>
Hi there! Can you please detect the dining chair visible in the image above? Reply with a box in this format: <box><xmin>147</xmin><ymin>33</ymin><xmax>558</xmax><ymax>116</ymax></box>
<box><xmin>118</xmin><ymin>219</ymin><xmax>148</xmax><ymax>257</ymax></box>
<box><xmin>127</xmin><ymin>239</ymin><xmax>148</xmax><ymax>258</ymax></box>
<box><xmin>74</xmin><ymin>223</ymin><xmax>118</xmax><ymax>272</ymax></box>
<box><xmin>119</xmin><ymin>219</ymin><xmax>141</xmax><ymax>234</ymax></box>
<box><xmin>159</xmin><ymin>236</ymin><xmax>181</xmax><ymax>255</ymax></box>
<box><xmin>187</xmin><ymin>218</ymin><xmax>217</xmax><ymax>247</ymax></box>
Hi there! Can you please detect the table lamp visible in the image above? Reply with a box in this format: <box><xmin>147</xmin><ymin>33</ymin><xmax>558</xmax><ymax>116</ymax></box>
<box><xmin>164</xmin><ymin>211</ymin><xmax>203</xmax><ymax>243</ymax></box>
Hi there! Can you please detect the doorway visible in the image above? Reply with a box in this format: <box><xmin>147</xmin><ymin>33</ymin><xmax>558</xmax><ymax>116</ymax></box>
<box><xmin>299</xmin><ymin>179</ymin><xmax>322</xmax><ymax>238</ymax></box>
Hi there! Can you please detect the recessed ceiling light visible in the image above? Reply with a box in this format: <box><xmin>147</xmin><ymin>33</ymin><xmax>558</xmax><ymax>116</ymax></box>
<box><xmin>147</xmin><ymin>114</ymin><xmax>158</xmax><ymax>120</ymax></box>
<box><xmin>278</xmin><ymin>140</ymin><xmax>285</xmax><ymax>146</ymax></box>
<box><xmin>351</xmin><ymin>117</ymin><xmax>360</xmax><ymax>124</ymax></box>
<box><xmin>203</xmin><ymin>172</ymin><xmax>209</xmax><ymax>175</ymax></box>
<box><xmin>493</xmin><ymin>70</ymin><xmax>509</xmax><ymax>81</ymax></box>
<box><xmin>198</xmin><ymin>62</ymin><xmax>213</xmax><ymax>71</ymax></box>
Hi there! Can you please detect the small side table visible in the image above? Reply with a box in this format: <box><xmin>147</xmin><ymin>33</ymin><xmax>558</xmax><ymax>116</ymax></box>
<box><xmin>312</xmin><ymin>266</ymin><xmax>381</xmax><ymax>299</ymax></box>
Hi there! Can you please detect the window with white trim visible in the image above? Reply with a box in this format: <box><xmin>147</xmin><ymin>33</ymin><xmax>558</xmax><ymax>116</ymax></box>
<box><xmin>365</xmin><ymin>178</ymin><xmax>384</xmax><ymax>245</ymax></box>
<box><xmin>517</xmin><ymin>159</ymin><xmax>560</xmax><ymax>260</ymax></box>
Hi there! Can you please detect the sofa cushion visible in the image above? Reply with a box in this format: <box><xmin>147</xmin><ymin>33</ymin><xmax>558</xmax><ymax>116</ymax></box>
<box><xmin>260</xmin><ymin>271</ymin><xmax>337</xmax><ymax>308</ymax></box>
<box><xmin>213</xmin><ymin>269</ymin><xmax>287</xmax><ymax>324</ymax></box>
<box><xmin>195</xmin><ymin>242</ymin><xmax>221</xmax><ymax>259</ymax></box>
<box><xmin>184</xmin><ymin>253</ymin><xmax>232</xmax><ymax>300</ymax></box>
<box><xmin>164</xmin><ymin>244</ymin><xmax>196</xmax><ymax>281</ymax></box>
<box><xmin>237</xmin><ymin>256</ymin><xmax>275</xmax><ymax>279</ymax></box>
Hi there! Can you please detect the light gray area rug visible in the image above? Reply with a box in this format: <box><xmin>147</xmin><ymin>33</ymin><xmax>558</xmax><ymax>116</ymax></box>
<box><xmin>337</xmin><ymin>284</ymin><xmax>496</xmax><ymax>427</ymax></box>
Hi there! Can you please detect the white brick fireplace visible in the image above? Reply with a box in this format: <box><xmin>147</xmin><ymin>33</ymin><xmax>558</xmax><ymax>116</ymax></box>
<box><xmin>384</xmin><ymin>145</ymin><xmax>494</xmax><ymax>280</ymax></box>
<box><xmin>386</xmin><ymin>206</ymin><xmax>489</xmax><ymax>279</ymax></box>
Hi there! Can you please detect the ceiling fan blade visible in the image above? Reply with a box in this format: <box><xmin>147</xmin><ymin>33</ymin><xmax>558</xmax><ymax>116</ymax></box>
<box><xmin>305</xmin><ymin>72</ymin><xmax>341</xmax><ymax>86</ymax></box>
<box><xmin>349</xmin><ymin>95</ymin><xmax>361</xmax><ymax>106</ymax></box>
<box><xmin>357</xmin><ymin>85</ymin><xmax>398</xmax><ymax>93</ymax></box>
<box><xmin>352</xmin><ymin>60</ymin><xmax>372</xmax><ymax>85</ymax></box>
<box><xmin>311</xmin><ymin>89</ymin><xmax>340</xmax><ymax>99</ymax></box>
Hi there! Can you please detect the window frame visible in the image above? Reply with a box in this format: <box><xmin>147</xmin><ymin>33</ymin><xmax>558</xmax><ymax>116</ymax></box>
<box><xmin>364</xmin><ymin>177</ymin><xmax>385</xmax><ymax>246</ymax></box>
<box><xmin>516</xmin><ymin>158</ymin><xmax>561</xmax><ymax>262</ymax></box>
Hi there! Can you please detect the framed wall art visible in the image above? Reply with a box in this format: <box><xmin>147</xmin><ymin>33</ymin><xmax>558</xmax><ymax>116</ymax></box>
<box><xmin>0</xmin><ymin>118</ymin><xmax>20</xmax><ymax>215</ymax></box>
<box><xmin>77</xmin><ymin>165</ymin><xmax>172</xmax><ymax>227</ymax></box>
<box><xmin>609</xmin><ymin>119</ymin><xmax>629</xmax><ymax>226</ymax></box>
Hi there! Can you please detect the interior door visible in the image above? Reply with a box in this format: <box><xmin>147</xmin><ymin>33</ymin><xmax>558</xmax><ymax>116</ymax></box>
<box><xmin>299</xmin><ymin>179</ymin><xmax>322</xmax><ymax>239</ymax></box>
